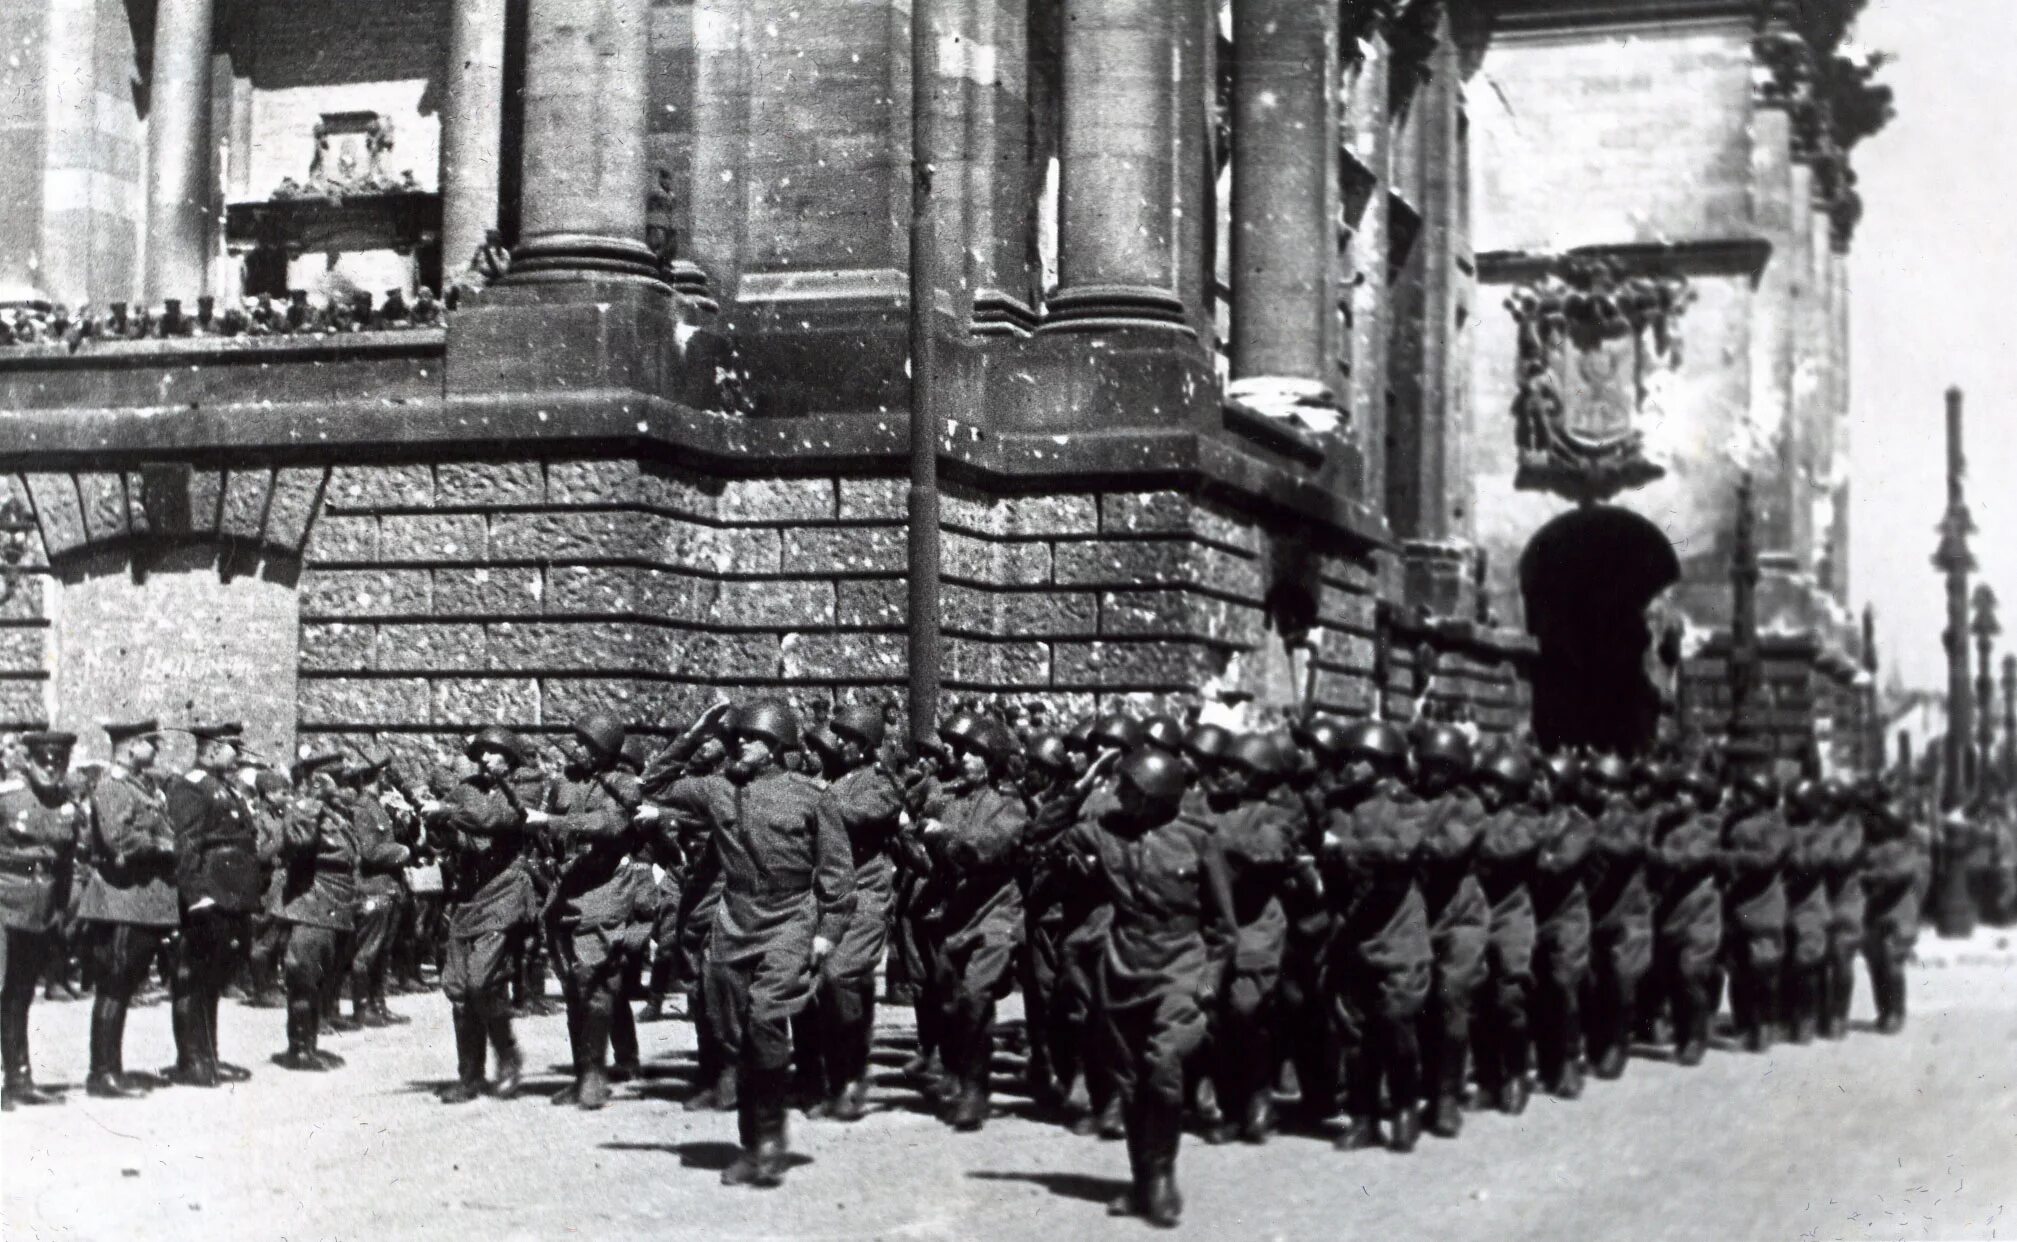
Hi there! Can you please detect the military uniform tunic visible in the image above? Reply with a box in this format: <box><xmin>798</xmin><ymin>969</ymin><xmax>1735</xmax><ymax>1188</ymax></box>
<box><xmin>667</xmin><ymin>769</ymin><xmax>855</xmax><ymax>1070</ymax></box>
<box><xmin>542</xmin><ymin>765</ymin><xmax>645</xmax><ymax>998</ymax></box>
<box><xmin>819</xmin><ymin>764</ymin><xmax>903</xmax><ymax>994</ymax></box>
<box><xmin>0</xmin><ymin>780</ymin><xmax>75</xmax><ymax>933</ymax></box>
<box><xmin>434</xmin><ymin>771</ymin><xmax>540</xmax><ymax>1007</ymax></box>
<box><xmin>78</xmin><ymin>769</ymin><xmax>179</xmax><ymax>929</ymax></box>
<box><xmin>1649</xmin><ymin>807</ymin><xmax>1724</xmax><ymax>992</ymax></box>
<box><xmin>1784</xmin><ymin>816</ymin><xmax>1834</xmax><ymax>971</ymax></box>
<box><xmin>1319</xmin><ymin>782</ymin><xmax>1434</xmax><ymax>1044</ymax></box>
<box><xmin>1721</xmin><ymin>809</ymin><xmax>1791</xmax><ymax>975</ymax></box>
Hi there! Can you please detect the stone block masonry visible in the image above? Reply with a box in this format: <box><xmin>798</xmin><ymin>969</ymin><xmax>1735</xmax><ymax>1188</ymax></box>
<box><xmin>293</xmin><ymin>460</ymin><xmax>1393</xmax><ymax>753</ymax></box>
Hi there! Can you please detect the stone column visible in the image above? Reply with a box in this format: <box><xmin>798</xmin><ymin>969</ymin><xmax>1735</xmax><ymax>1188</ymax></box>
<box><xmin>508</xmin><ymin>0</ymin><xmax>657</xmax><ymax>282</ymax></box>
<box><xmin>1227</xmin><ymin>0</ymin><xmax>1338</xmax><ymax>416</ymax></box>
<box><xmin>1046</xmin><ymin>0</ymin><xmax>1187</xmax><ymax>330</ymax></box>
<box><xmin>144</xmin><ymin>0</ymin><xmax>215</xmax><ymax>302</ymax></box>
<box><xmin>440</xmin><ymin>0</ymin><xmax>510</xmax><ymax>276</ymax></box>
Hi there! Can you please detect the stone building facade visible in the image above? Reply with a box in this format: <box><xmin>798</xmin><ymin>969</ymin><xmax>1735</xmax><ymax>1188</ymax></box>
<box><xmin>0</xmin><ymin>0</ymin><xmax>1881</xmax><ymax>772</ymax></box>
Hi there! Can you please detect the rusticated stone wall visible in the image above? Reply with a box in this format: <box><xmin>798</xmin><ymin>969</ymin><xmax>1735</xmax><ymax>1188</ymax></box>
<box><xmin>291</xmin><ymin>457</ymin><xmax>1394</xmax><ymax>757</ymax></box>
<box><xmin>0</xmin><ymin>474</ymin><xmax>49</xmax><ymax>731</ymax></box>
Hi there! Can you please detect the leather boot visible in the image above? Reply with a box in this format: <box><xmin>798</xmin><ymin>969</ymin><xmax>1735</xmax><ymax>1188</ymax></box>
<box><xmin>1142</xmin><ymin>1096</ymin><xmax>1184</xmax><ymax>1229</ymax></box>
<box><xmin>3</xmin><ymin>1069</ymin><xmax>60</xmax><ymax>1107</ymax></box>
<box><xmin>486</xmin><ymin>1009</ymin><xmax>523</xmax><ymax>1099</ymax></box>
<box><xmin>1332</xmin><ymin>1114</ymin><xmax>1382</xmax><ymax>1151</ymax></box>
<box><xmin>1240</xmin><ymin>1089</ymin><xmax>1273</xmax><ymax>1145</ymax></box>
<box><xmin>1674</xmin><ymin>991</ymin><xmax>1709</xmax><ymax>1067</ymax></box>
<box><xmin>439</xmin><ymin>1005</ymin><xmax>486</xmax><ymax>1103</ymax></box>
<box><xmin>950</xmin><ymin>1027</ymin><xmax>991</xmax><ymax>1132</ymax></box>
<box><xmin>87</xmin><ymin>999</ymin><xmax>144</xmax><ymax>1098</ymax></box>
<box><xmin>1874</xmin><ymin>965</ymin><xmax>1906</xmax><ymax>1034</ymax></box>
<box><xmin>687</xmin><ymin>1062</ymin><xmax>739</xmax><ymax>1111</ymax></box>
<box><xmin>1096</xmin><ymin>1092</ymin><xmax>1127</xmax><ymax>1140</ymax></box>
<box><xmin>576</xmin><ymin>1006</ymin><xmax>613</xmax><ymax>1110</ymax></box>
<box><xmin>1788</xmin><ymin>970</ymin><xmax>1819</xmax><ymax>1044</ymax></box>
<box><xmin>1108</xmin><ymin>1097</ymin><xmax>1151</xmax><ymax>1218</ymax></box>
<box><xmin>721</xmin><ymin>1068</ymin><xmax>790</xmax><ymax>1189</ymax></box>
<box><xmin>274</xmin><ymin>1003</ymin><xmax>324</xmax><ymax>1072</ymax></box>
<box><xmin>608</xmin><ymin>1000</ymin><xmax>639</xmax><ymax>1083</ymax></box>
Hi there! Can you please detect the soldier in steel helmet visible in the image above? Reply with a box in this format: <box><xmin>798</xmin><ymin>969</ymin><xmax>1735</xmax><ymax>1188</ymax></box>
<box><xmin>1718</xmin><ymin>761</ymin><xmax>1791</xmax><ymax>1053</ymax></box>
<box><xmin>418</xmin><ymin>724</ymin><xmax>545</xmax><ymax>1103</ymax></box>
<box><xmin>1470</xmin><ymin>743</ymin><xmax>1542</xmax><ymax>1114</ymax></box>
<box><xmin>1854</xmin><ymin>777</ymin><xmax>1929</xmax><ymax>1034</ymax></box>
<box><xmin>1196</xmin><ymin>731</ymin><xmax>1299</xmax><ymax>1146</ymax></box>
<box><xmin>1577</xmin><ymin>753</ymin><xmax>1655</xmax><ymax>1081</ymax></box>
<box><xmin>1022</xmin><ymin>711</ymin><xmax>1142</xmax><ymax>1138</ymax></box>
<box><xmin>1316</xmin><ymin>719</ymin><xmax>1434</xmax><ymax>1153</ymax></box>
<box><xmin>1817</xmin><ymin>777</ymin><xmax>1865</xmax><ymax>1040</ymax></box>
<box><xmin>1530</xmin><ymin>750</ymin><xmax>1595</xmax><ymax>1098</ymax></box>
<box><xmin>1646</xmin><ymin>765</ymin><xmax>1725</xmax><ymax>1066</ymax></box>
<box><xmin>1273</xmin><ymin>716</ymin><xmax>1348</xmax><ymax>1129</ymax></box>
<box><xmin>1027</xmin><ymin>745</ymin><xmax>1234</xmax><ymax>1228</ymax></box>
<box><xmin>1411</xmin><ymin>723</ymin><xmax>1489</xmax><ymax>1137</ymax></box>
<box><xmin>1016</xmin><ymin>728</ymin><xmax>1079</xmax><ymax>1110</ymax></box>
<box><xmin>904</xmin><ymin>712</ymin><xmax>1028</xmax><ymax>1132</ymax></box>
<box><xmin>802</xmin><ymin>703</ymin><xmax>904</xmax><ymax>1122</ymax></box>
<box><xmin>888</xmin><ymin>709</ymin><xmax>983</xmax><ymax>1098</ymax></box>
<box><xmin>650</xmin><ymin>699</ymin><xmax>855</xmax><ymax>1189</ymax></box>
<box><xmin>1780</xmin><ymin>776</ymin><xmax>1836</xmax><ymax>1045</ymax></box>
<box><xmin>0</xmin><ymin>731</ymin><xmax>81</xmax><ymax>1108</ymax></box>
<box><xmin>528</xmin><ymin>713</ymin><xmax>645</xmax><ymax>1111</ymax></box>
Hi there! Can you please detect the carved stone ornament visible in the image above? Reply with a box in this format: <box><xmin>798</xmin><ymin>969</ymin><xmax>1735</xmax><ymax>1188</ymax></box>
<box><xmin>1506</xmin><ymin>255</ymin><xmax>1692</xmax><ymax>502</ymax></box>
<box><xmin>274</xmin><ymin>111</ymin><xmax>412</xmax><ymax>202</ymax></box>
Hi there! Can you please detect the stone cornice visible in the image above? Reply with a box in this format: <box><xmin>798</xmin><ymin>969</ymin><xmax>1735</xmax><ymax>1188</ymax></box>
<box><xmin>1476</xmin><ymin>237</ymin><xmax>1773</xmax><ymax>284</ymax></box>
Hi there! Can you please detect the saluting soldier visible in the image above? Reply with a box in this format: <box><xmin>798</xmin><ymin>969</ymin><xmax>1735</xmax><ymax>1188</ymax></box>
<box><xmin>804</xmin><ymin>705</ymin><xmax>904</xmax><ymax>1122</ymax></box>
<box><xmin>1318</xmin><ymin>721</ymin><xmax>1434</xmax><ymax>1154</ymax></box>
<box><xmin>1579</xmin><ymin>755</ymin><xmax>1655</xmax><ymax>1081</ymax></box>
<box><xmin>1412</xmin><ymin>725</ymin><xmax>1489</xmax><ymax>1137</ymax></box>
<box><xmin>76</xmin><ymin>721</ymin><xmax>180</xmax><ymax>1098</ymax></box>
<box><xmin>1647</xmin><ymin>767</ymin><xmax>1725</xmax><ymax>1067</ymax></box>
<box><xmin>1016</xmin><ymin>729</ymin><xmax>1079</xmax><ymax>1112</ymax></box>
<box><xmin>162</xmin><ymin>723</ymin><xmax>265</xmax><ymax>1088</ymax></box>
<box><xmin>1</xmin><ymin>731</ymin><xmax>81</xmax><ymax>1108</ymax></box>
<box><xmin>1198</xmin><ymin>732</ymin><xmax>1298</xmax><ymax>1146</ymax></box>
<box><xmin>273</xmin><ymin>749</ymin><xmax>404</xmax><ymax>1071</ymax></box>
<box><xmin>1027</xmin><ymin>746</ymin><xmax>1234</xmax><ymax>1228</ymax></box>
<box><xmin>655</xmin><ymin>700</ymin><xmax>855</xmax><ymax>1189</ymax></box>
<box><xmin>341</xmin><ymin>745</ymin><xmax>413</xmax><ymax>1028</ymax></box>
<box><xmin>1471</xmin><ymin>745</ymin><xmax>1542</xmax><ymax>1114</ymax></box>
<box><xmin>1720</xmin><ymin>766</ymin><xmax>1791</xmax><ymax>1053</ymax></box>
<box><xmin>420</xmin><ymin>726</ymin><xmax>544</xmax><ymax>1103</ymax></box>
<box><xmin>529</xmin><ymin>713</ymin><xmax>644</xmax><ymax>1111</ymax></box>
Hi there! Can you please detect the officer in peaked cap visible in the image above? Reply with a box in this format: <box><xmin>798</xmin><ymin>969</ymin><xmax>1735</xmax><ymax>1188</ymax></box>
<box><xmin>76</xmin><ymin>721</ymin><xmax>179</xmax><ymax>1098</ymax></box>
<box><xmin>1</xmin><ymin>732</ymin><xmax>80</xmax><ymax>1108</ymax></box>
<box><xmin>161</xmin><ymin>723</ymin><xmax>263</xmax><ymax>1088</ymax></box>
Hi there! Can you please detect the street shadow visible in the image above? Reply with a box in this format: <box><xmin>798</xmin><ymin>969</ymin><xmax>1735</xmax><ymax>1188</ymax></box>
<box><xmin>967</xmin><ymin>1170</ymin><xmax>1127</xmax><ymax>1205</ymax></box>
<box><xmin>600</xmin><ymin>1141</ymin><xmax>812</xmax><ymax>1174</ymax></box>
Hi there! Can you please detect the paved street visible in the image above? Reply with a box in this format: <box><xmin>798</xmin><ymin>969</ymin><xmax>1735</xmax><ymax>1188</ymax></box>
<box><xmin>4</xmin><ymin>932</ymin><xmax>2013</xmax><ymax>1242</ymax></box>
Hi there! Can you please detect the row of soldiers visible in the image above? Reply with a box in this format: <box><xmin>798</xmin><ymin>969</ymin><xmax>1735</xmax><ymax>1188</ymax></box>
<box><xmin>0</xmin><ymin>701</ymin><xmax>1936</xmax><ymax>1230</ymax></box>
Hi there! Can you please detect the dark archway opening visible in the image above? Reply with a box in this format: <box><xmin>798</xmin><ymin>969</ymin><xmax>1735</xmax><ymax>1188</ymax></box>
<box><xmin>1519</xmin><ymin>506</ymin><xmax>1681</xmax><ymax>755</ymax></box>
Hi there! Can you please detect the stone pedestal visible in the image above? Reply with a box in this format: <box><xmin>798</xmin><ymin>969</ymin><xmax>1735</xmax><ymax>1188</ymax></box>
<box><xmin>145</xmin><ymin>0</ymin><xmax>215</xmax><ymax>302</ymax></box>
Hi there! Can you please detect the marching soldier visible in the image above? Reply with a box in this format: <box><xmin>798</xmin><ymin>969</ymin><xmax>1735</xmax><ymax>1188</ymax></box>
<box><xmin>804</xmin><ymin>705</ymin><xmax>904</xmax><ymax>1122</ymax></box>
<box><xmin>1647</xmin><ymin>767</ymin><xmax>1724</xmax><ymax>1066</ymax></box>
<box><xmin>420</xmin><ymin>725</ymin><xmax>544</xmax><ymax>1103</ymax></box>
<box><xmin>1781</xmin><ymin>779</ymin><xmax>1835</xmax><ymax>1045</ymax></box>
<box><xmin>1819</xmin><ymin>779</ymin><xmax>1866</xmax><ymax>1040</ymax></box>
<box><xmin>1579</xmin><ymin>755</ymin><xmax>1654</xmax><ymax>1081</ymax></box>
<box><xmin>1016</xmin><ymin>730</ymin><xmax>1079</xmax><ymax>1110</ymax></box>
<box><xmin>163</xmin><ymin>723</ymin><xmax>264</xmax><ymax>1088</ymax></box>
<box><xmin>1028</xmin><ymin>746</ymin><xmax>1234</xmax><ymax>1227</ymax></box>
<box><xmin>76</xmin><ymin>721</ymin><xmax>180</xmax><ymax>1097</ymax></box>
<box><xmin>1</xmin><ymin>731</ymin><xmax>81</xmax><ymax>1108</ymax></box>
<box><xmin>1471</xmin><ymin>745</ymin><xmax>1541</xmax><ymax>1114</ymax></box>
<box><xmin>1199</xmin><ymin>732</ymin><xmax>1298</xmax><ymax>1146</ymax></box>
<box><xmin>1277</xmin><ymin>717</ymin><xmax>1348</xmax><ymax>1130</ymax></box>
<box><xmin>530</xmin><ymin>713</ymin><xmax>644</xmax><ymax>1111</ymax></box>
<box><xmin>909</xmin><ymin>714</ymin><xmax>1027</xmax><ymax>1132</ymax></box>
<box><xmin>1858</xmin><ymin>780</ymin><xmax>1930</xmax><ymax>1034</ymax></box>
<box><xmin>1720</xmin><ymin>767</ymin><xmax>1790</xmax><ymax>1053</ymax></box>
<box><xmin>1412</xmin><ymin>725</ymin><xmax>1488</xmax><ymax>1137</ymax></box>
<box><xmin>654</xmin><ymin>700</ymin><xmax>855</xmax><ymax>1189</ymax></box>
<box><xmin>1318</xmin><ymin>720</ymin><xmax>1433</xmax><ymax>1153</ymax></box>
<box><xmin>1531</xmin><ymin>752</ymin><xmax>1594</xmax><ymax>1099</ymax></box>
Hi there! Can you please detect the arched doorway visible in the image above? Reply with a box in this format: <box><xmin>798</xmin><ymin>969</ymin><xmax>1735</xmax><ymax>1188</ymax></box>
<box><xmin>1519</xmin><ymin>506</ymin><xmax>1681</xmax><ymax>755</ymax></box>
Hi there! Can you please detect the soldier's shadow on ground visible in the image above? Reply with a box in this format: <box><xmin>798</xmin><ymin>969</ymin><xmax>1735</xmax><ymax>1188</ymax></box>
<box><xmin>967</xmin><ymin>1170</ymin><xmax>1129</xmax><ymax>1204</ymax></box>
<box><xmin>600</xmin><ymin>1140</ymin><xmax>814</xmax><ymax>1175</ymax></box>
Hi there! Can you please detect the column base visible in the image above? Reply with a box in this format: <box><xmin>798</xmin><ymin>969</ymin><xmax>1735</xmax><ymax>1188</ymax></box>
<box><xmin>445</xmin><ymin>275</ymin><xmax>687</xmax><ymax>400</ymax></box>
<box><xmin>1225</xmin><ymin>376</ymin><xmax>1342</xmax><ymax>435</ymax></box>
<box><xmin>1040</xmin><ymin>285</ymin><xmax>1194</xmax><ymax>335</ymax></box>
<box><xmin>503</xmin><ymin>233</ymin><xmax>663</xmax><ymax>284</ymax></box>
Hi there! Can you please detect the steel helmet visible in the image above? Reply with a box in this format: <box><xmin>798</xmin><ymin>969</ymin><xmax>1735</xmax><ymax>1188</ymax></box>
<box><xmin>830</xmin><ymin>704</ymin><xmax>888</xmax><ymax>752</ymax></box>
<box><xmin>1089</xmin><ymin>713</ymin><xmax>1145</xmax><ymax>754</ymax></box>
<box><xmin>730</xmin><ymin>699</ymin><xmax>800</xmax><ymax>754</ymax></box>
<box><xmin>962</xmin><ymin>716</ymin><xmax>1019</xmax><ymax>769</ymax></box>
<box><xmin>1296</xmin><ymin>716</ymin><xmax>1352</xmax><ymax>761</ymax></box>
<box><xmin>1541</xmin><ymin>751</ymin><xmax>1581</xmax><ymax>786</ymax></box>
<box><xmin>938</xmin><ymin>710</ymin><xmax>984</xmax><ymax>753</ymax></box>
<box><xmin>1584</xmin><ymin>754</ymin><xmax>1631</xmax><ymax>789</ymax></box>
<box><xmin>1117</xmin><ymin>747</ymin><xmax>1188</xmax><ymax>805</ymax></box>
<box><xmin>1339</xmin><ymin>720</ymin><xmax>1409</xmax><ymax>764</ymax></box>
<box><xmin>1416</xmin><ymin>725</ymin><xmax>1475</xmax><ymax>774</ymax></box>
<box><xmin>1225</xmin><ymin>732</ymin><xmax>1290</xmax><ymax>781</ymax></box>
<box><xmin>1476</xmin><ymin>746</ymin><xmax>1534</xmax><ymax>790</ymax></box>
<box><xmin>1025</xmin><ymin>732</ymin><xmax>1075</xmax><ymax>778</ymax></box>
<box><xmin>1183</xmin><ymin>723</ymin><xmax>1235</xmax><ymax>766</ymax></box>
<box><xmin>571</xmin><ymin>713</ymin><xmax>627</xmax><ymax>764</ymax></box>
<box><xmin>1141</xmin><ymin>715</ymin><xmax>1185</xmax><ymax>755</ymax></box>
